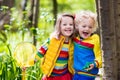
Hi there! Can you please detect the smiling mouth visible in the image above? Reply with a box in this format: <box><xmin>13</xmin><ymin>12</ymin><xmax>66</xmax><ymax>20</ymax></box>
<box><xmin>83</xmin><ymin>32</ymin><xmax>89</xmax><ymax>36</ymax></box>
<box><xmin>65</xmin><ymin>29</ymin><xmax>72</xmax><ymax>32</ymax></box>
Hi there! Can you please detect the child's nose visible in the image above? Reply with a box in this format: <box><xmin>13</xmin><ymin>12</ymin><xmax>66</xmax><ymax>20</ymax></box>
<box><xmin>66</xmin><ymin>25</ymin><xmax>70</xmax><ymax>28</ymax></box>
<box><xmin>85</xmin><ymin>27</ymin><xmax>89</xmax><ymax>30</ymax></box>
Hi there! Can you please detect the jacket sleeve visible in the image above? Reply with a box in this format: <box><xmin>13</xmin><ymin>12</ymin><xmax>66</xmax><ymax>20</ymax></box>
<box><xmin>93</xmin><ymin>34</ymin><xmax>102</xmax><ymax>68</ymax></box>
<box><xmin>35</xmin><ymin>38</ymin><xmax>50</xmax><ymax>60</ymax></box>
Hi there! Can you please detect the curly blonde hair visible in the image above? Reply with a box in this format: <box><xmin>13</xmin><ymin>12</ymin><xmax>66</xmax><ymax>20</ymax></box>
<box><xmin>74</xmin><ymin>10</ymin><xmax>98</xmax><ymax>33</ymax></box>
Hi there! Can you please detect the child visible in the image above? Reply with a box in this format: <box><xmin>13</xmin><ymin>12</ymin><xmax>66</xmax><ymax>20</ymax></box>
<box><xmin>36</xmin><ymin>13</ymin><xmax>75</xmax><ymax>80</ymax></box>
<box><xmin>73</xmin><ymin>11</ymin><xmax>102</xmax><ymax>80</ymax></box>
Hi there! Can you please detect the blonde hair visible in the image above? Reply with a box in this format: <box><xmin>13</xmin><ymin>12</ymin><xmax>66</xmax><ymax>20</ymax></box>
<box><xmin>50</xmin><ymin>13</ymin><xmax>75</xmax><ymax>39</ymax></box>
<box><xmin>74</xmin><ymin>10</ymin><xmax>98</xmax><ymax>32</ymax></box>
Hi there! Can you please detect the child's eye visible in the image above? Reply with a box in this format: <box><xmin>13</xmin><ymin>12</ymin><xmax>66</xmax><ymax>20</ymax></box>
<box><xmin>63</xmin><ymin>24</ymin><xmax>67</xmax><ymax>26</ymax></box>
<box><xmin>70</xmin><ymin>24</ymin><xmax>73</xmax><ymax>26</ymax></box>
<box><xmin>82</xmin><ymin>26</ymin><xmax>86</xmax><ymax>28</ymax></box>
<box><xmin>89</xmin><ymin>26</ymin><xmax>93</xmax><ymax>29</ymax></box>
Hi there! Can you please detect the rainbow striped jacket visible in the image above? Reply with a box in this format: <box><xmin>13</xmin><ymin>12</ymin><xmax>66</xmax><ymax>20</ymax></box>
<box><xmin>73</xmin><ymin>34</ymin><xmax>102</xmax><ymax>76</ymax></box>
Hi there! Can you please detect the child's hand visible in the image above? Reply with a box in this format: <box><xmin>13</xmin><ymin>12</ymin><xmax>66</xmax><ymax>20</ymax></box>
<box><xmin>83</xmin><ymin>62</ymin><xmax>95</xmax><ymax>71</ymax></box>
<box><xmin>42</xmin><ymin>74</ymin><xmax>47</xmax><ymax>80</ymax></box>
<box><xmin>85</xmin><ymin>63</ymin><xmax>94</xmax><ymax>71</ymax></box>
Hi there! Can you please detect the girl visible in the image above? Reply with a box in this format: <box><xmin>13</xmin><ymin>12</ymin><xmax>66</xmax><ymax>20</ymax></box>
<box><xmin>73</xmin><ymin>11</ymin><xmax>102</xmax><ymax>80</ymax></box>
<box><xmin>36</xmin><ymin>13</ymin><xmax>75</xmax><ymax>80</ymax></box>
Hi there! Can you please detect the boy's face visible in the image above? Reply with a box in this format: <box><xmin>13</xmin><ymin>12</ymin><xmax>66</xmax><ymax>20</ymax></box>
<box><xmin>60</xmin><ymin>16</ymin><xmax>74</xmax><ymax>38</ymax></box>
<box><xmin>77</xmin><ymin>18</ymin><xmax>94</xmax><ymax>39</ymax></box>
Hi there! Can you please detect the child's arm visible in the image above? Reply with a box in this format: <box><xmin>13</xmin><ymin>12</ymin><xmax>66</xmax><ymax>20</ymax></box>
<box><xmin>35</xmin><ymin>38</ymin><xmax>50</xmax><ymax>62</ymax></box>
<box><xmin>84</xmin><ymin>34</ymin><xmax>102</xmax><ymax>71</ymax></box>
<box><xmin>93</xmin><ymin>34</ymin><xmax>102</xmax><ymax>68</ymax></box>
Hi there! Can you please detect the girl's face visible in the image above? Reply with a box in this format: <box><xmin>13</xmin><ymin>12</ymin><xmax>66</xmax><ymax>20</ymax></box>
<box><xmin>60</xmin><ymin>16</ymin><xmax>74</xmax><ymax>38</ymax></box>
<box><xmin>77</xmin><ymin>18</ymin><xmax>94</xmax><ymax>39</ymax></box>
